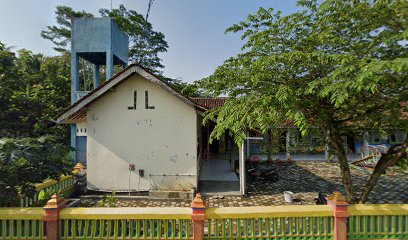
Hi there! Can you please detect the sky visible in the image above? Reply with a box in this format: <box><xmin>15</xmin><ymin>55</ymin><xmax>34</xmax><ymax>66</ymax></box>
<box><xmin>0</xmin><ymin>0</ymin><xmax>299</xmax><ymax>83</ymax></box>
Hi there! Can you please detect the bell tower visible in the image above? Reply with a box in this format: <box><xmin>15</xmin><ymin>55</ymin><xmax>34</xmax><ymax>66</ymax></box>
<box><xmin>70</xmin><ymin>17</ymin><xmax>129</xmax><ymax>163</ymax></box>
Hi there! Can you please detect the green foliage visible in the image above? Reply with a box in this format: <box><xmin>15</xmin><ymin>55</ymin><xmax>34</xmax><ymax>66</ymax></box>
<box><xmin>36</xmin><ymin>188</ymin><xmax>61</xmax><ymax>207</ymax></box>
<box><xmin>395</xmin><ymin>149</ymin><xmax>408</xmax><ymax>170</ymax></box>
<box><xmin>0</xmin><ymin>43</ymin><xmax>71</xmax><ymax>140</ymax></box>
<box><xmin>0</xmin><ymin>136</ymin><xmax>72</xmax><ymax>206</ymax></box>
<box><xmin>100</xmin><ymin>191</ymin><xmax>118</xmax><ymax>208</ymax></box>
<box><xmin>160</xmin><ymin>76</ymin><xmax>205</xmax><ymax>97</ymax></box>
<box><xmin>201</xmin><ymin>0</ymin><xmax>407</xmax><ymax>145</ymax></box>
<box><xmin>99</xmin><ymin>5</ymin><xmax>168</xmax><ymax>73</ymax></box>
<box><xmin>41</xmin><ymin>6</ymin><xmax>94</xmax><ymax>52</ymax></box>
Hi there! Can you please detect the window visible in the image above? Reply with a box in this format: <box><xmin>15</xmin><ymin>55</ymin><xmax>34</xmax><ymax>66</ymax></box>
<box><xmin>389</xmin><ymin>130</ymin><xmax>406</xmax><ymax>143</ymax></box>
<box><xmin>368</xmin><ymin>132</ymin><xmax>381</xmax><ymax>143</ymax></box>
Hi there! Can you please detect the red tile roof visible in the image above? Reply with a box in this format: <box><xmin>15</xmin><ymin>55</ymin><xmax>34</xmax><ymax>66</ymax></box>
<box><xmin>192</xmin><ymin>97</ymin><xmax>228</xmax><ymax>109</ymax></box>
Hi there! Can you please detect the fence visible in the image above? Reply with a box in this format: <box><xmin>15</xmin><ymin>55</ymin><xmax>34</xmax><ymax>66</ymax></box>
<box><xmin>0</xmin><ymin>208</ymin><xmax>46</xmax><ymax>239</ymax></box>
<box><xmin>59</xmin><ymin>208</ymin><xmax>193</xmax><ymax>239</ymax></box>
<box><xmin>0</xmin><ymin>192</ymin><xmax>407</xmax><ymax>240</ymax></box>
<box><xmin>19</xmin><ymin>175</ymin><xmax>75</xmax><ymax>207</ymax></box>
<box><xmin>347</xmin><ymin>204</ymin><xmax>408</xmax><ymax>239</ymax></box>
<box><xmin>204</xmin><ymin>206</ymin><xmax>334</xmax><ymax>239</ymax></box>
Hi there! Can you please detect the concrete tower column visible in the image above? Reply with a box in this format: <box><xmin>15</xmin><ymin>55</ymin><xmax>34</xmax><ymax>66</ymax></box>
<box><xmin>71</xmin><ymin>52</ymin><xmax>79</xmax><ymax>104</ymax></box>
<box><xmin>106</xmin><ymin>50</ymin><xmax>113</xmax><ymax>80</ymax></box>
<box><xmin>94</xmin><ymin>64</ymin><xmax>100</xmax><ymax>88</ymax></box>
<box><xmin>70</xmin><ymin>52</ymin><xmax>79</xmax><ymax>162</ymax></box>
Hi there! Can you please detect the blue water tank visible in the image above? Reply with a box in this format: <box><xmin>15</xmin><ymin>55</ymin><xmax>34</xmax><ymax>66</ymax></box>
<box><xmin>70</xmin><ymin>17</ymin><xmax>129</xmax><ymax>163</ymax></box>
<box><xmin>71</xmin><ymin>17</ymin><xmax>129</xmax><ymax>103</ymax></box>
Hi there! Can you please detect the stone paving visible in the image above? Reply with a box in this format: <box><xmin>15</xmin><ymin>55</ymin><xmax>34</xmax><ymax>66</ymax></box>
<box><xmin>80</xmin><ymin>198</ymin><xmax>192</xmax><ymax>208</ymax></box>
<box><xmin>79</xmin><ymin>161</ymin><xmax>408</xmax><ymax>208</ymax></box>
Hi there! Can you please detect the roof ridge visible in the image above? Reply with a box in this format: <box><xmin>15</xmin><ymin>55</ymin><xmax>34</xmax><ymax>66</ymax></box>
<box><xmin>56</xmin><ymin>64</ymin><xmax>206</xmax><ymax>123</ymax></box>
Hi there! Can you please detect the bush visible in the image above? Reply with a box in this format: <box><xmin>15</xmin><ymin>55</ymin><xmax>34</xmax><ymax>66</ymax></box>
<box><xmin>0</xmin><ymin>136</ymin><xmax>72</xmax><ymax>206</ymax></box>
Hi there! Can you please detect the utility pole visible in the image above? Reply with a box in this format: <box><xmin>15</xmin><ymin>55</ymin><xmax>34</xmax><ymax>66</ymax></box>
<box><xmin>146</xmin><ymin>0</ymin><xmax>155</xmax><ymax>20</ymax></box>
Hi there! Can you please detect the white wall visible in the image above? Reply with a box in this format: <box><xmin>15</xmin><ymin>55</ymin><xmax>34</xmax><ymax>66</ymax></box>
<box><xmin>86</xmin><ymin>74</ymin><xmax>197</xmax><ymax>192</ymax></box>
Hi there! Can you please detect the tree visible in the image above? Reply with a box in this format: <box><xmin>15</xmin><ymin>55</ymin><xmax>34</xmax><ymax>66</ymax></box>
<box><xmin>41</xmin><ymin>6</ymin><xmax>94</xmax><ymax>53</ymax></box>
<box><xmin>0</xmin><ymin>42</ymin><xmax>71</xmax><ymax>141</ymax></box>
<box><xmin>42</xmin><ymin>5</ymin><xmax>168</xmax><ymax>73</ymax></box>
<box><xmin>0</xmin><ymin>44</ymin><xmax>72</xmax><ymax>206</ymax></box>
<box><xmin>99</xmin><ymin>5</ymin><xmax>168</xmax><ymax>72</ymax></box>
<box><xmin>160</xmin><ymin>76</ymin><xmax>205</xmax><ymax>97</ymax></box>
<box><xmin>0</xmin><ymin>42</ymin><xmax>20</xmax><ymax>136</ymax></box>
<box><xmin>200</xmin><ymin>0</ymin><xmax>408</xmax><ymax>203</ymax></box>
<box><xmin>0</xmin><ymin>136</ymin><xmax>72</xmax><ymax>206</ymax></box>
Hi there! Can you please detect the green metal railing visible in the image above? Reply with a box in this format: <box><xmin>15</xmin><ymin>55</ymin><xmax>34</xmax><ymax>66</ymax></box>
<box><xmin>58</xmin><ymin>219</ymin><xmax>193</xmax><ymax>239</ymax></box>
<box><xmin>206</xmin><ymin>217</ymin><xmax>334</xmax><ymax>239</ymax></box>
<box><xmin>348</xmin><ymin>215</ymin><xmax>407</xmax><ymax>239</ymax></box>
<box><xmin>20</xmin><ymin>175</ymin><xmax>75</xmax><ymax>207</ymax></box>
<box><xmin>58</xmin><ymin>208</ymin><xmax>193</xmax><ymax>239</ymax></box>
<box><xmin>347</xmin><ymin>205</ymin><xmax>408</xmax><ymax>239</ymax></box>
<box><xmin>204</xmin><ymin>206</ymin><xmax>334</xmax><ymax>239</ymax></box>
<box><xmin>0</xmin><ymin>208</ymin><xmax>46</xmax><ymax>240</ymax></box>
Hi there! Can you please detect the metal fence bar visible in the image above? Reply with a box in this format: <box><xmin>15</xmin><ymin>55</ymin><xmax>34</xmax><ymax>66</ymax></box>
<box><xmin>347</xmin><ymin>204</ymin><xmax>408</xmax><ymax>239</ymax></box>
<box><xmin>18</xmin><ymin>175</ymin><xmax>75</xmax><ymax>207</ymax></box>
<box><xmin>0</xmin><ymin>208</ymin><xmax>46</xmax><ymax>240</ymax></box>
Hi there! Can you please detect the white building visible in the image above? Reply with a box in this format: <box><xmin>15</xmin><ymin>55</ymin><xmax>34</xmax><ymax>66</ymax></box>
<box><xmin>57</xmin><ymin>64</ymin><xmax>213</xmax><ymax>193</ymax></box>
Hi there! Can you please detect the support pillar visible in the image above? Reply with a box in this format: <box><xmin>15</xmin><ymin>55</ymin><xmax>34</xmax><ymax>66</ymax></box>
<box><xmin>246</xmin><ymin>132</ymin><xmax>250</xmax><ymax>158</ymax></box>
<box><xmin>106</xmin><ymin>50</ymin><xmax>113</xmax><ymax>80</ymax></box>
<box><xmin>43</xmin><ymin>194</ymin><xmax>66</xmax><ymax>240</ymax></box>
<box><xmin>191</xmin><ymin>193</ymin><xmax>205</xmax><ymax>240</ymax></box>
<box><xmin>70</xmin><ymin>125</ymin><xmax>77</xmax><ymax>162</ymax></box>
<box><xmin>70</xmin><ymin>52</ymin><xmax>79</xmax><ymax>163</ymax></box>
<box><xmin>239</xmin><ymin>141</ymin><xmax>246</xmax><ymax>195</ymax></box>
<box><xmin>206</xmin><ymin>125</ymin><xmax>211</xmax><ymax>160</ymax></box>
<box><xmin>228</xmin><ymin>136</ymin><xmax>234</xmax><ymax>171</ymax></box>
<box><xmin>327</xmin><ymin>192</ymin><xmax>349</xmax><ymax>240</ymax></box>
<box><xmin>93</xmin><ymin>64</ymin><xmax>100</xmax><ymax>87</ymax></box>
<box><xmin>71</xmin><ymin>52</ymin><xmax>79</xmax><ymax>104</ymax></box>
<box><xmin>363</xmin><ymin>132</ymin><xmax>369</xmax><ymax>157</ymax></box>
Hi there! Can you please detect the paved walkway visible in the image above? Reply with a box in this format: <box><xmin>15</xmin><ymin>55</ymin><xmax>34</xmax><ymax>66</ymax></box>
<box><xmin>253</xmin><ymin>153</ymin><xmax>361</xmax><ymax>161</ymax></box>
<box><xmin>199</xmin><ymin>155</ymin><xmax>238</xmax><ymax>181</ymax></box>
<box><xmin>79</xmin><ymin>162</ymin><xmax>408</xmax><ymax>207</ymax></box>
<box><xmin>204</xmin><ymin>161</ymin><xmax>408</xmax><ymax>207</ymax></box>
<box><xmin>198</xmin><ymin>154</ymin><xmax>240</xmax><ymax>195</ymax></box>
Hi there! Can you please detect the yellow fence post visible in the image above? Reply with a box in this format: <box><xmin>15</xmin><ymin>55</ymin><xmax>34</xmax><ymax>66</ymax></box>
<box><xmin>327</xmin><ymin>191</ymin><xmax>349</xmax><ymax>240</ymax></box>
<box><xmin>43</xmin><ymin>194</ymin><xmax>66</xmax><ymax>240</ymax></box>
<box><xmin>192</xmin><ymin>193</ymin><xmax>206</xmax><ymax>240</ymax></box>
<box><xmin>73</xmin><ymin>162</ymin><xmax>84</xmax><ymax>174</ymax></box>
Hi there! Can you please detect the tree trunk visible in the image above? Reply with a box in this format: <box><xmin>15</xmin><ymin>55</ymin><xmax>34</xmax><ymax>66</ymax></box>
<box><xmin>331</xmin><ymin>131</ymin><xmax>355</xmax><ymax>202</ymax></box>
<box><xmin>358</xmin><ymin>133</ymin><xmax>408</xmax><ymax>203</ymax></box>
<box><xmin>267</xmin><ymin>129</ymin><xmax>272</xmax><ymax>161</ymax></box>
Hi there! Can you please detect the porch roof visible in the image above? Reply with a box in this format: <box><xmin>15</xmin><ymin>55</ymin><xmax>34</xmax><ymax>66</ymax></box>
<box><xmin>192</xmin><ymin>97</ymin><xmax>228</xmax><ymax>109</ymax></box>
